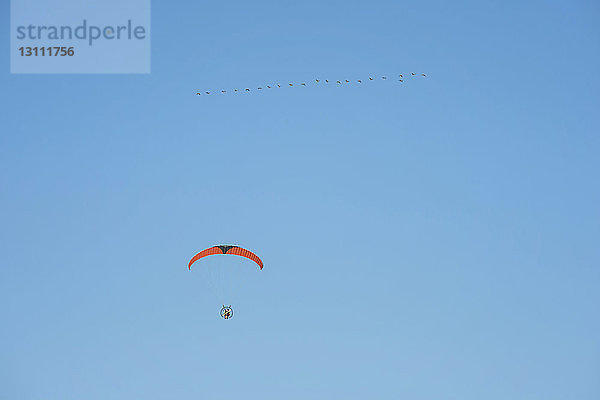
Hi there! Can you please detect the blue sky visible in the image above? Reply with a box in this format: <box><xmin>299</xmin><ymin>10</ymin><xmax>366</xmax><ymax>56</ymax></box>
<box><xmin>1</xmin><ymin>1</ymin><xmax>599</xmax><ymax>399</ymax></box>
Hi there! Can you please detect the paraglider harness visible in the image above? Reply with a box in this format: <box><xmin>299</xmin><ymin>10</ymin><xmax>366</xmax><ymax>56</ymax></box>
<box><xmin>220</xmin><ymin>305</ymin><xmax>233</xmax><ymax>320</ymax></box>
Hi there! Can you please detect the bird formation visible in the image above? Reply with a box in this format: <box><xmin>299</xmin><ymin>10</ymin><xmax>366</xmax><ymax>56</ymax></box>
<box><xmin>196</xmin><ymin>72</ymin><xmax>427</xmax><ymax>95</ymax></box>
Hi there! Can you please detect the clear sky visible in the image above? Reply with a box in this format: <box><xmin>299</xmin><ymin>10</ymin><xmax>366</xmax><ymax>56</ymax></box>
<box><xmin>1</xmin><ymin>1</ymin><xmax>599</xmax><ymax>399</ymax></box>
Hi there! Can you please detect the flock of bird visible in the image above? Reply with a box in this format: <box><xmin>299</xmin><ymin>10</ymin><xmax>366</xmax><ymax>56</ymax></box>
<box><xmin>196</xmin><ymin>72</ymin><xmax>428</xmax><ymax>95</ymax></box>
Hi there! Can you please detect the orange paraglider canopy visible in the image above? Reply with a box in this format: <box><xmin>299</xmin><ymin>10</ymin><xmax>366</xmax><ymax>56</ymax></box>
<box><xmin>188</xmin><ymin>245</ymin><xmax>263</xmax><ymax>270</ymax></box>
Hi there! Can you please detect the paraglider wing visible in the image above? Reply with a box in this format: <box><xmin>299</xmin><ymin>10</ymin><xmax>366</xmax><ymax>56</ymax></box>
<box><xmin>188</xmin><ymin>245</ymin><xmax>264</xmax><ymax>270</ymax></box>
